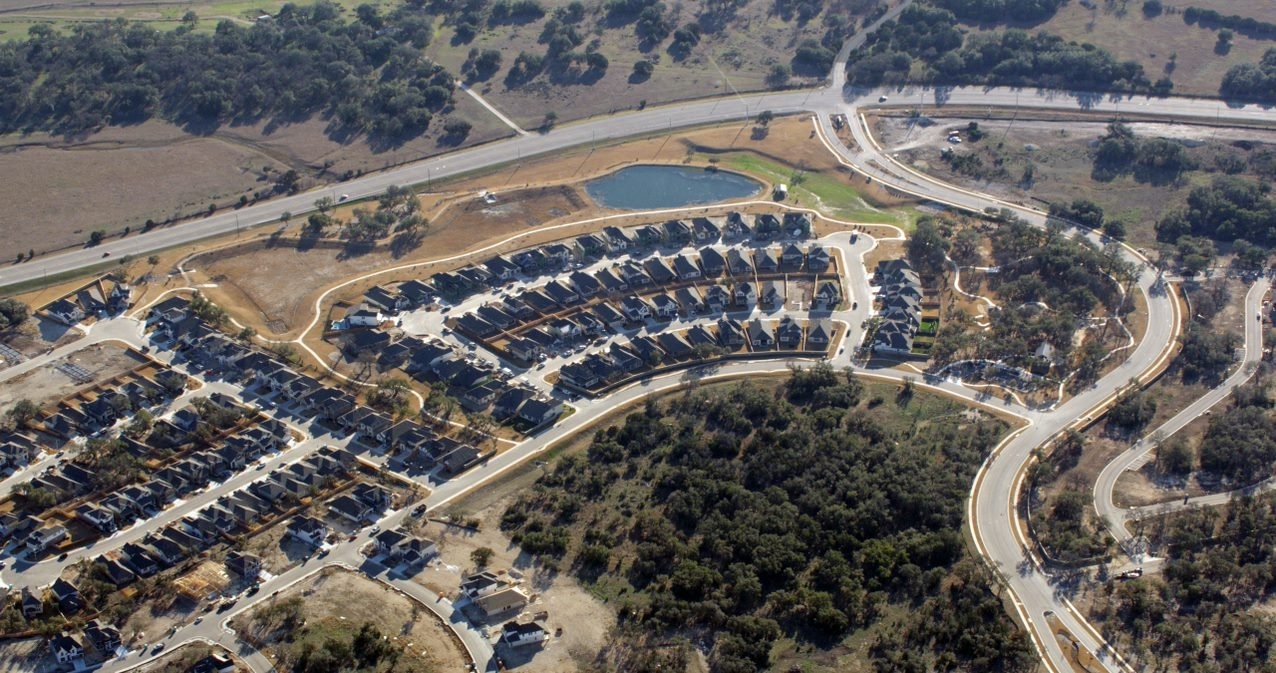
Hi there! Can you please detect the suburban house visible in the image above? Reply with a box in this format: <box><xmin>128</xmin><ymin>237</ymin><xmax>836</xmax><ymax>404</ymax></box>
<box><xmin>733</xmin><ymin>282</ymin><xmax>757</xmax><ymax>307</ymax></box>
<box><xmin>21</xmin><ymin>587</ymin><xmax>43</xmax><ymax>618</ymax></box>
<box><xmin>397</xmin><ymin>279</ymin><xmax>436</xmax><ymax>307</ymax></box>
<box><xmin>650</xmin><ymin>294</ymin><xmax>679</xmax><ymax>320</ymax></box>
<box><xmin>748</xmin><ymin>321</ymin><xmax>775</xmax><ymax>349</ymax></box>
<box><xmin>364</xmin><ymin>285</ymin><xmax>409</xmax><ymax>313</ymax></box>
<box><xmin>345</xmin><ymin>303</ymin><xmax>385</xmax><ymax>328</ymax></box>
<box><xmin>484</xmin><ymin>255</ymin><xmax>522</xmax><ymax>282</ymax></box>
<box><xmin>595</xmin><ymin>268</ymin><xmax>629</xmax><ymax>294</ymax></box>
<box><xmin>50</xmin><ymin>577</ymin><xmax>84</xmax><ymax>613</ymax></box>
<box><xmin>569</xmin><ymin>271</ymin><xmax>603</xmax><ymax>297</ymax></box>
<box><xmin>692</xmin><ymin>217</ymin><xmax>720</xmax><ymax>242</ymax></box>
<box><xmin>656</xmin><ymin>332</ymin><xmax>693</xmax><ymax>359</ymax></box>
<box><xmin>286</xmin><ymin>515</ymin><xmax>329</xmax><ymax>546</ymax></box>
<box><xmin>47</xmin><ymin>298</ymin><xmax>85</xmax><ymax>325</ymax></box>
<box><xmin>814</xmin><ymin>281</ymin><xmax>841</xmax><ymax>310</ymax></box>
<box><xmin>475</xmin><ymin>586</ymin><xmax>531</xmax><ymax>618</ymax></box>
<box><xmin>49</xmin><ymin>632</ymin><xmax>85</xmax><ymax>665</ymax></box>
<box><xmin>621</xmin><ymin>296</ymin><xmax>652</xmax><ymax>322</ymax></box>
<box><xmin>84</xmin><ymin>619</ymin><xmax>122</xmax><ymax>654</ymax></box>
<box><xmin>502</xmin><ymin>621</ymin><xmax>550</xmax><ymax>648</ymax></box>
<box><xmin>608</xmin><ymin>344</ymin><xmax>645</xmax><ymax>372</ymax></box>
<box><xmin>777</xmin><ymin>317</ymin><xmax>804</xmax><ymax>346</ymax></box>
<box><xmin>663</xmin><ymin>219</ymin><xmax>692</xmax><ymax>243</ymax></box>
<box><xmin>675</xmin><ymin>286</ymin><xmax>704</xmax><ymax>315</ymax></box>
<box><xmin>726</xmin><ymin>249</ymin><xmax>753</xmax><ymax>276</ymax></box>
<box><xmin>518</xmin><ymin>398</ymin><xmax>564</xmax><ymax>426</ymax></box>
<box><xmin>544</xmin><ymin>280</ymin><xmax>581</xmax><ymax>306</ymax></box>
<box><xmin>704</xmin><ymin>285</ymin><xmax>730</xmax><ymax>312</ymax></box>
<box><xmin>699</xmin><ymin>248</ymin><xmax>726</xmax><ymax>276</ymax></box>
<box><xmin>190</xmin><ymin>653</ymin><xmax>237</xmax><ymax>673</ymax></box>
<box><xmin>761</xmin><ymin>281</ymin><xmax>784</xmax><ymax>309</ymax></box>
<box><xmin>27</xmin><ymin>525</ymin><xmax>68</xmax><ymax>556</ymax></box>
<box><xmin>781</xmin><ymin>243</ymin><xmax>805</xmax><ymax>268</ymax></box>
<box><xmin>225</xmin><ymin>551</ymin><xmax>263</xmax><ymax>581</ymax></box>
<box><xmin>673</xmin><ymin>255</ymin><xmax>701</xmax><ymax>280</ymax></box>
<box><xmin>807</xmin><ymin>245</ymin><xmax>831</xmax><ymax>272</ymax></box>
<box><xmin>461</xmin><ymin>570</ymin><xmax>509</xmax><ymax>599</ymax></box>
<box><xmin>807</xmin><ymin>319</ymin><xmax>833</xmax><ymax>347</ymax></box>
<box><xmin>603</xmin><ymin>226</ymin><xmax>634</xmax><ymax>250</ymax></box>
<box><xmin>643</xmin><ymin>258</ymin><xmax>677</xmax><ymax>285</ymax></box>
<box><xmin>755</xmin><ymin>247</ymin><xmax>780</xmax><ymax>273</ymax></box>
<box><xmin>575</xmin><ymin>234</ymin><xmax>610</xmax><ymax>259</ymax></box>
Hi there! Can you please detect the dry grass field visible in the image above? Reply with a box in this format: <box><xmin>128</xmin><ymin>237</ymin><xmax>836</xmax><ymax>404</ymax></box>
<box><xmin>0</xmin><ymin>93</ymin><xmax>512</xmax><ymax>261</ymax></box>
<box><xmin>998</xmin><ymin>0</ymin><xmax>1276</xmax><ymax>97</ymax></box>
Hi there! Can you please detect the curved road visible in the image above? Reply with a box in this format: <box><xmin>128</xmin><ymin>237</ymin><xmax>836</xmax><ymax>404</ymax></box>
<box><xmin>4</xmin><ymin>64</ymin><xmax>1265</xmax><ymax>673</ymax></box>
<box><xmin>1095</xmin><ymin>277</ymin><xmax>1269</xmax><ymax>552</ymax></box>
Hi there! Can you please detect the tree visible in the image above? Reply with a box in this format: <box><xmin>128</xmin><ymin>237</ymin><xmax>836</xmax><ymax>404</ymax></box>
<box><xmin>1217</xmin><ymin>28</ymin><xmax>1234</xmax><ymax>51</ymax></box>
<box><xmin>314</xmin><ymin>196</ymin><xmax>334</xmax><ymax>213</ymax></box>
<box><xmin>443</xmin><ymin>119</ymin><xmax>472</xmax><ymax>139</ymax></box>
<box><xmin>471</xmin><ymin>546</ymin><xmax>495</xmax><ymax>568</ymax></box>
<box><xmin>766</xmin><ymin>63</ymin><xmax>791</xmax><ymax>88</ymax></box>
<box><xmin>755</xmin><ymin>110</ymin><xmax>774</xmax><ymax>126</ymax></box>
<box><xmin>0</xmin><ymin>298</ymin><xmax>30</xmax><ymax>329</ymax></box>
<box><xmin>632</xmin><ymin>59</ymin><xmax>654</xmax><ymax>81</ymax></box>
<box><xmin>88</xmin><ymin>230</ymin><xmax>107</xmax><ymax>246</ymax></box>
<box><xmin>1101</xmin><ymin>219</ymin><xmax>1127</xmax><ymax>241</ymax></box>
<box><xmin>7</xmin><ymin>399</ymin><xmax>39</xmax><ymax>426</ymax></box>
<box><xmin>147</xmin><ymin>254</ymin><xmax>160</xmax><ymax>267</ymax></box>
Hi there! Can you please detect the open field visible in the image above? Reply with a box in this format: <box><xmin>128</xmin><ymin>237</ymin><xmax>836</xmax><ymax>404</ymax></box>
<box><xmin>0</xmin><ymin>93</ymin><xmax>512</xmax><ymax>261</ymax></box>
<box><xmin>0</xmin><ymin>341</ymin><xmax>143</xmax><ymax>410</ymax></box>
<box><xmin>876</xmin><ymin>114</ymin><xmax>1276</xmax><ymax>247</ymax></box>
<box><xmin>234</xmin><ymin>568</ymin><xmax>468</xmax><ymax>673</ymax></box>
<box><xmin>971</xmin><ymin>0</ymin><xmax>1276</xmax><ymax>98</ymax></box>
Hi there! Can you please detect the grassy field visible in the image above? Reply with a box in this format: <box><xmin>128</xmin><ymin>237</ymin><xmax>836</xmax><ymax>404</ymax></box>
<box><xmin>725</xmin><ymin>153</ymin><xmax>907</xmax><ymax>225</ymax></box>
<box><xmin>992</xmin><ymin>0</ymin><xmax>1276</xmax><ymax>97</ymax></box>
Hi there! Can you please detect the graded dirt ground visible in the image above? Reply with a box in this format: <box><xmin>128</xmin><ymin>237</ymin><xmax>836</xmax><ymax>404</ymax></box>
<box><xmin>0</xmin><ymin>341</ymin><xmax>144</xmax><ymax>410</ymax></box>
<box><xmin>237</xmin><ymin>568</ymin><xmax>468</xmax><ymax>673</ymax></box>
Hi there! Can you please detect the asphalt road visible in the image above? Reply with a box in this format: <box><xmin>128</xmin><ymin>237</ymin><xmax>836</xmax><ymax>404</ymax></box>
<box><xmin>1095</xmin><ymin>276</ymin><xmax>1270</xmax><ymax>550</ymax></box>
<box><xmin>3</xmin><ymin>82</ymin><xmax>1273</xmax><ymax>291</ymax></box>
<box><xmin>3</xmin><ymin>63</ymin><xmax>1266</xmax><ymax>672</ymax></box>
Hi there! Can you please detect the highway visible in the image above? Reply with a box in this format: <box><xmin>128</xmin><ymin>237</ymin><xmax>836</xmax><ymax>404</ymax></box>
<box><xmin>1095</xmin><ymin>276</ymin><xmax>1270</xmax><ymax>551</ymax></box>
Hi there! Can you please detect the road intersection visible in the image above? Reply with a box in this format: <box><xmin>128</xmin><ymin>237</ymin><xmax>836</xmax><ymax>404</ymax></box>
<box><xmin>3</xmin><ymin>59</ymin><xmax>1273</xmax><ymax>673</ymax></box>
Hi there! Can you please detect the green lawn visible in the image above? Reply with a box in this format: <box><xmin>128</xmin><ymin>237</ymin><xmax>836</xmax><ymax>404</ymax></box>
<box><xmin>724</xmin><ymin>154</ymin><xmax>906</xmax><ymax>225</ymax></box>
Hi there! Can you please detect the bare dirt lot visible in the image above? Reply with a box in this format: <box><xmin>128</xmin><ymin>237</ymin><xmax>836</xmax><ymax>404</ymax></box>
<box><xmin>0</xmin><ymin>637</ymin><xmax>60</xmax><ymax>673</ymax></box>
<box><xmin>235</xmin><ymin>568</ymin><xmax>468</xmax><ymax>673</ymax></box>
<box><xmin>0</xmin><ymin>341</ymin><xmax>144</xmax><ymax>410</ymax></box>
<box><xmin>407</xmin><ymin>505</ymin><xmax>615</xmax><ymax>673</ymax></box>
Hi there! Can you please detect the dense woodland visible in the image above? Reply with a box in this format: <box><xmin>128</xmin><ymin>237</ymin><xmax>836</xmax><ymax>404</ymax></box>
<box><xmin>0</xmin><ymin>1</ymin><xmax>453</xmax><ymax>139</ymax></box>
<box><xmin>1093</xmin><ymin>491</ymin><xmax>1276</xmax><ymax>671</ymax></box>
<box><xmin>1222</xmin><ymin>49</ymin><xmax>1276</xmax><ymax>102</ymax></box>
<box><xmin>1156</xmin><ymin>175</ymin><xmax>1276</xmax><ymax>248</ymax></box>
<box><xmin>502</xmin><ymin>370</ymin><xmax>1035</xmax><ymax>673</ymax></box>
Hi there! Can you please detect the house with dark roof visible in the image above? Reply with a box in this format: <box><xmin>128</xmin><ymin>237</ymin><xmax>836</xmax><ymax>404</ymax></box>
<box><xmin>506</xmin><ymin>337</ymin><xmax>543</xmax><ymax>363</ymax></box>
<box><xmin>543</xmin><ymin>280</ymin><xmax>580</xmax><ymax>306</ymax></box>
<box><xmin>628</xmin><ymin>336</ymin><xmax>666</xmax><ymax>365</ymax></box>
<box><xmin>814</xmin><ymin>281</ymin><xmax>841</xmax><ymax>310</ymax></box>
<box><xmin>343</xmin><ymin>329</ymin><xmax>392</xmax><ymax>358</ymax></box>
<box><xmin>21</xmin><ymin>587</ymin><xmax>43</xmax><ymax>618</ymax></box>
<box><xmin>51</xmin><ymin>577</ymin><xmax>84</xmax><ymax>613</ymax></box>
<box><xmin>592</xmin><ymin>302</ymin><xmax>627</xmax><ymax>329</ymax></box>
<box><xmin>644</xmin><ymin>258</ymin><xmax>677</xmax><ymax>284</ymax></box>
<box><xmin>484</xmin><ymin>255</ymin><xmax>522</xmax><ymax>282</ymax></box>
<box><xmin>755</xmin><ymin>247</ymin><xmax>780</xmax><ymax>273</ymax></box>
<box><xmin>726</xmin><ymin>249</ymin><xmax>753</xmax><ymax>276</ymax></box>
<box><xmin>807</xmin><ymin>245</ymin><xmax>831</xmax><ymax>272</ymax></box>
<box><xmin>226</xmin><ymin>550</ymin><xmax>262</xmax><ymax>581</ymax></box>
<box><xmin>27</xmin><ymin>525</ymin><xmax>68</xmax><ymax>556</ymax></box>
<box><xmin>439</xmin><ymin>443</ymin><xmax>484</xmax><ymax>474</ymax></box>
<box><xmin>636</xmin><ymin>224</ymin><xmax>664</xmax><ymax>247</ymax></box>
<box><xmin>462</xmin><ymin>570</ymin><xmax>508</xmax><ymax>598</ymax></box>
<box><xmin>456</xmin><ymin>314</ymin><xmax>498</xmax><ymax>339</ymax></box>
<box><xmin>50</xmin><ymin>632</ymin><xmax>85</xmax><ymax>665</ymax></box>
<box><xmin>777</xmin><ymin>317</ymin><xmax>804</xmax><ymax>347</ymax></box>
<box><xmin>47</xmin><ymin>298</ymin><xmax>85</xmax><ymax>325</ymax></box>
<box><xmin>502</xmin><ymin>621</ymin><xmax>550</xmax><ymax>648</ymax></box>
<box><xmin>719</xmin><ymin>317</ymin><xmax>745</xmax><ymax>347</ymax></box>
<box><xmin>783</xmin><ymin>211</ymin><xmax>813</xmax><ymax>237</ymax></box>
<box><xmin>120</xmin><ymin>542</ymin><xmax>159</xmax><ymax>576</ymax></box>
<box><xmin>569</xmin><ymin>271</ymin><xmax>603</xmax><ymax>297</ymax></box>
<box><xmin>621</xmin><ymin>296</ymin><xmax>652</xmax><ymax>322</ymax></box>
<box><xmin>595</xmin><ymin>268</ymin><xmax>629</xmax><ymax>294</ymax></box>
<box><xmin>781</xmin><ymin>243</ymin><xmax>805</xmax><ymax>268</ymax></box>
<box><xmin>723</xmin><ymin>212</ymin><xmax>750</xmax><ymax>239</ymax></box>
<box><xmin>675</xmin><ymin>286</ymin><xmax>704</xmax><ymax>315</ymax></box>
<box><xmin>575</xmin><ymin>233</ymin><xmax>610</xmax><ymax>259</ymax></box>
<box><xmin>345</xmin><ymin>303</ymin><xmax>385</xmax><ymax>328</ymax></box>
<box><xmin>519</xmin><ymin>290</ymin><xmax>560</xmax><ymax>315</ymax></box>
<box><xmin>84</xmin><ymin>619</ymin><xmax>123</xmax><ymax>654</ymax></box>
<box><xmin>494</xmin><ymin>387</ymin><xmax>537</xmax><ymax>420</ymax></box>
<box><xmin>190</xmin><ymin>653</ymin><xmax>237</xmax><ymax>673</ymax></box>
<box><xmin>364</xmin><ymin>285</ymin><xmax>409</xmax><ymax>313</ymax></box>
<box><xmin>619</xmin><ymin>263</ymin><xmax>651</xmax><ymax>288</ymax></box>
<box><xmin>287</xmin><ymin>515</ymin><xmax>329</xmax><ymax>546</ymax></box>
<box><xmin>748</xmin><ymin>321</ymin><xmax>775</xmax><ymax>349</ymax></box>
<box><xmin>656</xmin><ymin>332</ymin><xmax>693</xmax><ymax>359</ymax></box>
<box><xmin>673</xmin><ymin>255</ymin><xmax>701</xmax><ymax>280</ymax></box>
<box><xmin>518</xmin><ymin>398</ymin><xmax>564</xmax><ymax>426</ymax></box>
<box><xmin>603</xmin><ymin>226</ymin><xmax>634</xmax><ymax>250</ymax></box>
<box><xmin>97</xmin><ymin>557</ymin><xmax>137</xmax><ymax>587</ymax></box>
<box><xmin>560</xmin><ymin>362</ymin><xmax>600</xmax><ymax>389</ymax></box>
<box><xmin>543</xmin><ymin>243</ymin><xmax>575</xmax><ymax>266</ymax></box>
<box><xmin>608</xmin><ymin>343</ymin><xmax>645</xmax><ymax>372</ymax></box>
<box><xmin>699</xmin><ymin>248</ymin><xmax>726</xmax><ymax>277</ymax></box>
<box><xmin>397</xmin><ymin>279</ymin><xmax>436</xmax><ymax>307</ymax></box>
<box><xmin>685</xmin><ymin>325</ymin><xmax>718</xmax><ymax>349</ymax></box>
<box><xmin>734</xmin><ymin>282</ymin><xmax>757</xmax><ymax>307</ymax></box>
<box><xmin>761</xmin><ymin>281</ymin><xmax>784</xmax><ymax>309</ymax></box>
<box><xmin>663</xmin><ymin>219</ymin><xmax>692</xmax><ymax>243</ymax></box>
<box><xmin>327</xmin><ymin>494</ymin><xmax>372</xmax><ymax>524</ymax></box>
<box><xmin>692</xmin><ymin>217</ymin><xmax>721</xmax><ymax>242</ymax></box>
<box><xmin>460</xmin><ymin>382</ymin><xmax>501</xmax><ymax>412</ymax></box>
<box><xmin>477</xmin><ymin>305</ymin><xmax>518</xmax><ymax>330</ymax></box>
<box><xmin>753</xmin><ymin>213</ymin><xmax>782</xmax><ymax>239</ymax></box>
<box><xmin>650</xmin><ymin>293</ymin><xmax>680</xmax><ymax>320</ymax></box>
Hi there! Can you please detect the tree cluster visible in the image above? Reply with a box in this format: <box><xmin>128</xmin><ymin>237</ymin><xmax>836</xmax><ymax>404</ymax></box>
<box><xmin>502</xmin><ymin>370</ymin><xmax>1032</xmax><ymax>672</ymax></box>
<box><xmin>1221</xmin><ymin>48</ymin><xmax>1276</xmax><ymax>102</ymax></box>
<box><xmin>1094</xmin><ymin>494</ymin><xmax>1276</xmax><ymax>671</ymax></box>
<box><xmin>1196</xmin><ymin>386</ymin><xmax>1276</xmax><ymax>484</ymax></box>
<box><xmin>1176</xmin><ymin>324</ymin><xmax>1241</xmax><ymax>383</ymax></box>
<box><xmin>0</xmin><ymin>299</ymin><xmax>30</xmax><ymax>330</ymax></box>
<box><xmin>935</xmin><ymin>0</ymin><xmax>1065</xmax><ymax>23</ymax></box>
<box><xmin>847</xmin><ymin>5</ymin><xmax>1151</xmax><ymax>92</ymax></box>
<box><xmin>1091</xmin><ymin>122</ymin><xmax>1196</xmax><ymax>183</ymax></box>
<box><xmin>0</xmin><ymin>2</ymin><xmax>453</xmax><ymax>140</ymax></box>
<box><xmin>1155</xmin><ymin>175</ymin><xmax>1276</xmax><ymax>247</ymax></box>
<box><xmin>1184</xmin><ymin>7</ymin><xmax>1276</xmax><ymax>40</ymax></box>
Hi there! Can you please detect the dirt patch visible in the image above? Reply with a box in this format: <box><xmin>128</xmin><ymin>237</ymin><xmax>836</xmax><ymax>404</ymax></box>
<box><xmin>408</xmin><ymin>505</ymin><xmax>615</xmax><ymax>673</ymax></box>
<box><xmin>137</xmin><ymin>643</ymin><xmax>246</xmax><ymax>673</ymax></box>
<box><xmin>236</xmin><ymin>568</ymin><xmax>468</xmax><ymax>673</ymax></box>
<box><xmin>0</xmin><ymin>637</ymin><xmax>60</xmax><ymax>673</ymax></box>
<box><xmin>0</xmin><ymin>341</ymin><xmax>145</xmax><ymax>410</ymax></box>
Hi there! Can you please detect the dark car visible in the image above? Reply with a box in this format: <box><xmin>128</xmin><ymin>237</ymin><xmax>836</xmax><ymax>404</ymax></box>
<box><xmin>246</xmin><ymin>584</ymin><xmax>261</xmax><ymax>596</ymax></box>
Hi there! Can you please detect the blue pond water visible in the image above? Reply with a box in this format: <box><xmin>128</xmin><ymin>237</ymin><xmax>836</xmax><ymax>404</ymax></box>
<box><xmin>585</xmin><ymin>164</ymin><xmax>763</xmax><ymax>210</ymax></box>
